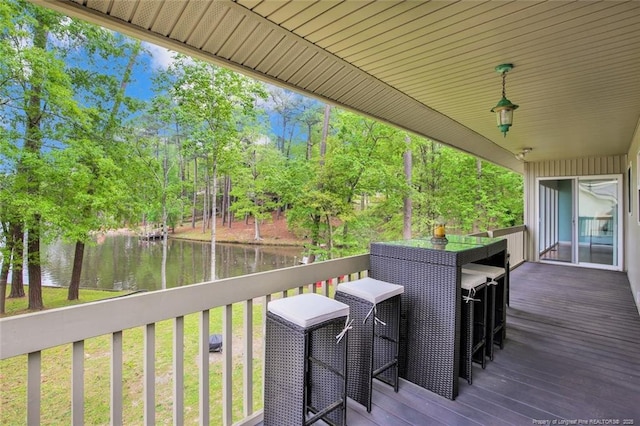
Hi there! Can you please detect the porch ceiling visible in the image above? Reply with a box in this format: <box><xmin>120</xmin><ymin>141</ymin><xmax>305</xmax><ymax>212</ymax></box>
<box><xmin>33</xmin><ymin>0</ymin><xmax>640</xmax><ymax>173</ymax></box>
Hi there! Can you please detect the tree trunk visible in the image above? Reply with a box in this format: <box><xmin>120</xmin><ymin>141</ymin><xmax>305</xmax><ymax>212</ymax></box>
<box><xmin>254</xmin><ymin>203</ymin><xmax>261</xmax><ymax>240</ymax></box>
<box><xmin>221</xmin><ymin>175</ymin><xmax>228</xmax><ymax>226</ymax></box>
<box><xmin>226</xmin><ymin>177</ymin><xmax>233</xmax><ymax>228</ymax></box>
<box><xmin>210</xmin><ymin>164</ymin><xmax>217</xmax><ymax>281</ymax></box>
<box><xmin>161</xmin><ymin>212</ymin><xmax>168</xmax><ymax>290</ymax></box>
<box><xmin>8</xmin><ymin>222</ymin><xmax>24</xmax><ymax>298</ymax></box>
<box><xmin>67</xmin><ymin>241</ymin><xmax>84</xmax><ymax>300</ymax></box>
<box><xmin>403</xmin><ymin>135</ymin><xmax>412</xmax><ymax>240</ymax></box>
<box><xmin>176</xmin><ymin>120</ymin><xmax>186</xmax><ymax>210</ymax></box>
<box><xmin>23</xmin><ymin>19</ymin><xmax>47</xmax><ymax>310</ymax></box>
<box><xmin>27</xmin><ymin>220</ymin><xmax>43</xmax><ymax>310</ymax></box>
<box><xmin>202</xmin><ymin>166</ymin><xmax>209</xmax><ymax>233</ymax></box>
<box><xmin>191</xmin><ymin>157</ymin><xmax>198</xmax><ymax>228</ymax></box>
<box><xmin>161</xmin><ymin>137</ymin><xmax>169</xmax><ymax>290</ymax></box>
<box><xmin>306</xmin><ymin>122</ymin><xmax>313</xmax><ymax>161</ymax></box>
<box><xmin>0</xmin><ymin>245</ymin><xmax>11</xmax><ymax>314</ymax></box>
<box><xmin>310</xmin><ymin>214</ymin><xmax>321</xmax><ymax>247</ymax></box>
<box><xmin>319</xmin><ymin>105</ymin><xmax>331</xmax><ymax>166</ymax></box>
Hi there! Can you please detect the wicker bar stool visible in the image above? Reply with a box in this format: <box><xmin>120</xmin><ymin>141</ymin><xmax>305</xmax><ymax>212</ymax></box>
<box><xmin>459</xmin><ymin>272</ymin><xmax>488</xmax><ymax>385</ymax></box>
<box><xmin>334</xmin><ymin>278</ymin><xmax>403</xmax><ymax>412</ymax></box>
<box><xmin>462</xmin><ymin>262</ymin><xmax>507</xmax><ymax>360</ymax></box>
<box><xmin>264</xmin><ymin>293</ymin><xmax>350</xmax><ymax>426</ymax></box>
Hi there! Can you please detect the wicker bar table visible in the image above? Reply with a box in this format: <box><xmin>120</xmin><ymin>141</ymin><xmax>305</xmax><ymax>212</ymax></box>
<box><xmin>369</xmin><ymin>235</ymin><xmax>507</xmax><ymax>400</ymax></box>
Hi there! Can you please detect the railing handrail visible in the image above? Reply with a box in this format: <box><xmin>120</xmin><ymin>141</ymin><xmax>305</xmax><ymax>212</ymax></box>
<box><xmin>489</xmin><ymin>224</ymin><xmax>526</xmax><ymax>238</ymax></box>
<box><xmin>0</xmin><ymin>254</ymin><xmax>370</xmax><ymax>360</ymax></box>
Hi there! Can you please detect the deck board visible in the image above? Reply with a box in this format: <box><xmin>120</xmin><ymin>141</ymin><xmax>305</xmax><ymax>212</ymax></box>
<box><xmin>262</xmin><ymin>262</ymin><xmax>640</xmax><ymax>425</ymax></box>
<box><xmin>362</xmin><ymin>262</ymin><xmax>640</xmax><ymax>425</ymax></box>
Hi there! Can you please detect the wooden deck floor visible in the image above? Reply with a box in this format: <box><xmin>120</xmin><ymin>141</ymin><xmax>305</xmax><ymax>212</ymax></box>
<box><xmin>343</xmin><ymin>262</ymin><xmax>640</xmax><ymax>425</ymax></box>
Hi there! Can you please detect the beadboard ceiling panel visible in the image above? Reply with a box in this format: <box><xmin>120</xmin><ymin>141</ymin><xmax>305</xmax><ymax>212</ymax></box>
<box><xmin>31</xmin><ymin>0</ymin><xmax>640</xmax><ymax>173</ymax></box>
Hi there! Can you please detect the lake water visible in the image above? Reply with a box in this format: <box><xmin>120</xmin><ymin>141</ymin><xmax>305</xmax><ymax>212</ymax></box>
<box><xmin>31</xmin><ymin>234</ymin><xmax>304</xmax><ymax>292</ymax></box>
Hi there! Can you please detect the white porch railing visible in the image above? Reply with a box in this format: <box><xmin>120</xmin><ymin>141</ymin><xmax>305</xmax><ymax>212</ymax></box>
<box><xmin>490</xmin><ymin>225</ymin><xmax>526</xmax><ymax>267</ymax></box>
<box><xmin>0</xmin><ymin>226</ymin><xmax>526</xmax><ymax>425</ymax></box>
<box><xmin>1</xmin><ymin>254</ymin><xmax>370</xmax><ymax>426</ymax></box>
<box><xmin>468</xmin><ymin>225</ymin><xmax>526</xmax><ymax>268</ymax></box>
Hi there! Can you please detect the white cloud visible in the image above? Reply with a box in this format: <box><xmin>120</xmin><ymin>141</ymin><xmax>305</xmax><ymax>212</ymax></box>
<box><xmin>143</xmin><ymin>42</ymin><xmax>177</xmax><ymax>70</ymax></box>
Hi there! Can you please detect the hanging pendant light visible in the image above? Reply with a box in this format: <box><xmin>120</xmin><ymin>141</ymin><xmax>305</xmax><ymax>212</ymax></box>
<box><xmin>491</xmin><ymin>63</ymin><xmax>519</xmax><ymax>137</ymax></box>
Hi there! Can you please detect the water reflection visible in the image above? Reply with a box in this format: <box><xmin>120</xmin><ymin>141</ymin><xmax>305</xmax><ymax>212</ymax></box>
<box><xmin>37</xmin><ymin>234</ymin><xmax>303</xmax><ymax>292</ymax></box>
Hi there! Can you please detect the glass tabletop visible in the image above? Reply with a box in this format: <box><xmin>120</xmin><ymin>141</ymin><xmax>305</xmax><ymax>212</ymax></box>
<box><xmin>378</xmin><ymin>235</ymin><xmax>503</xmax><ymax>252</ymax></box>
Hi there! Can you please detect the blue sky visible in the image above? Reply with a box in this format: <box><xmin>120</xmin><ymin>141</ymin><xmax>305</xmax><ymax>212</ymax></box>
<box><xmin>128</xmin><ymin>42</ymin><xmax>174</xmax><ymax>101</ymax></box>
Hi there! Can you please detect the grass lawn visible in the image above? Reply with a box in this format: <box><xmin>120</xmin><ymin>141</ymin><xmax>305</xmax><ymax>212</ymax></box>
<box><xmin>2</xmin><ymin>286</ymin><xmax>134</xmax><ymax>318</ymax></box>
<box><xmin>1</xmin><ymin>286</ymin><xmax>270</xmax><ymax>425</ymax></box>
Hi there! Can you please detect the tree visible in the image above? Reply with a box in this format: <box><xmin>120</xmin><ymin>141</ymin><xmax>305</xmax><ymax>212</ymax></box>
<box><xmin>298</xmin><ymin>98</ymin><xmax>323</xmax><ymax>161</ymax></box>
<box><xmin>230</xmin><ymin>142</ymin><xmax>285</xmax><ymax>240</ymax></box>
<box><xmin>1</xmin><ymin>1</ymin><xmax>83</xmax><ymax>309</ymax></box>
<box><xmin>0</xmin><ymin>0</ymin><xmax>147</xmax><ymax>307</ymax></box>
<box><xmin>63</xmin><ymin>39</ymin><xmax>143</xmax><ymax>301</ymax></box>
<box><xmin>268</xmin><ymin>86</ymin><xmax>303</xmax><ymax>156</ymax></box>
<box><xmin>162</xmin><ymin>54</ymin><xmax>267</xmax><ymax>279</ymax></box>
<box><xmin>128</xmin><ymin>96</ymin><xmax>187</xmax><ymax>289</ymax></box>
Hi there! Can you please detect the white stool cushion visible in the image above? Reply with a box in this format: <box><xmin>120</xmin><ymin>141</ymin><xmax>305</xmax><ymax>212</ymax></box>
<box><xmin>461</xmin><ymin>272</ymin><xmax>486</xmax><ymax>290</ymax></box>
<box><xmin>268</xmin><ymin>293</ymin><xmax>349</xmax><ymax>328</ymax></box>
<box><xmin>336</xmin><ymin>277</ymin><xmax>404</xmax><ymax>304</ymax></box>
<box><xmin>462</xmin><ymin>263</ymin><xmax>506</xmax><ymax>280</ymax></box>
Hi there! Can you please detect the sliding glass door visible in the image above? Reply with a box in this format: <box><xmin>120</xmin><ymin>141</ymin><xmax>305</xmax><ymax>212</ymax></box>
<box><xmin>538</xmin><ymin>175</ymin><xmax>622</xmax><ymax>270</ymax></box>
<box><xmin>577</xmin><ymin>177</ymin><xmax>620</xmax><ymax>268</ymax></box>
<box><xmin>538</xmin><ymin>179</ymin><xmax>574</xmax><ymax>263</ymax></box>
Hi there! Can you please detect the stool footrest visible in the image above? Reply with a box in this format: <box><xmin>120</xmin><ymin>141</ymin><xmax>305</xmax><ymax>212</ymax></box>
<box><xmin>308</xmin><ymin>355</ymin><xmax>346</xmax><ymax>378</ymax></box>
<box><xmin>374</xmin><ymin>332</ymin><xmax>398</xmax><ymax>343</ymax></box>
<box><xmin>306</xmin><ymin>399</ymin><xmax>345</xmax><ymax>426</ymax></box>
<box><xmin>373</xmin><ymin>359</ymin><xmax>398</xmax><ymax>378</ymax></box>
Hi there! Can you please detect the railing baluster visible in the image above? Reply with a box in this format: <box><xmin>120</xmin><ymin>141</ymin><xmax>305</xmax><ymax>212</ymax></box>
<box><xmin>262</xmin><ymin>294</ymin><xmax>271</xmax><ymax>393</ymax></box>
<box><xmin>243</xmin><ymin>299</ymin><xmax>253</xmax><ymax>416</ymax></box>
<box><xmin>321</xmin><ymin>279</ymin><xmax>328</xmax><ymax>297</ymax></box>
<box><xmin>27</xmin><ymin>351</ymin><xmax>41</xmax><ymax>426</ymax></box>
<box><xmin>199</xmin><ymin>310</ymin><xmax>209</xmax><ymax>426</ymax></box>
<box><xmin>144</xmin><ymin>323</ymin><xmax>155</xmax><ymax>426</ymax></box>
<box><xmin>174</xmin><ymin>316</ymin><xmax>184</xmax><ymax>426</ymax></box>
<box><xmin>72</xmin><ymin>341</ymin><xmax>84</xmax><ymax>426</ymax></box>
<box><xmin>111</xmin><ymin>331</ymin><xmax>123</xmax><ymax>426</ymax></box>
<box><xmin>222</xmin><ymin>304</ymin><xmax>233</xmax><ymax>426</ymax></box>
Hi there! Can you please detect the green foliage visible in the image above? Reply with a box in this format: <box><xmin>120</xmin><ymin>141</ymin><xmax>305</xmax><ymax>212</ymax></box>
<box><xmin>0</xmin><ymin>0</ymin><xmax>524</xmax><ymax>279</ymax></box>
<box><xmin>230</xmin><ymin>143</ymin><xmax>285</xmax><ymax>226</ymax></box>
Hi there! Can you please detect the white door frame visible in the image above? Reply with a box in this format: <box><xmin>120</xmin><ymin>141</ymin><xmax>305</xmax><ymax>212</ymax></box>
<box><xmin>535</xmin><ymin>175</ymin><xmax>623</xmax><ymax>271</ymax></box>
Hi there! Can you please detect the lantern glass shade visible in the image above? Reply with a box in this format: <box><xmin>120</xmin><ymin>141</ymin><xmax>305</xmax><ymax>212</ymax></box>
<box><xmin>497</xmin><ymin>107</ymin><xmax>513</xmax><ymax>126</ymax></box>
<box><xmin>491</xmin><ymin>96</ymin><xmax>518</xmax><ymax>136</ymax></box>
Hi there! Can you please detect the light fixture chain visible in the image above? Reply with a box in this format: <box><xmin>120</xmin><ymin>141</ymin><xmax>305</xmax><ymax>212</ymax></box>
<box><xmin>502</xmin><ymin>71</ymin><xmax>507</xmax><ymax>98</ymax></box>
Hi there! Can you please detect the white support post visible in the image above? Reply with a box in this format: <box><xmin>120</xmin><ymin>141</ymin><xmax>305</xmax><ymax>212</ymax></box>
<box><xmin>111</xmin><ymin>331</ymin><xmax>123</xmax><ymax>426</ymax></box>
<box><xmin>199</xmin><ymin>310</ymin><xmax>210</xmax><ymax>426</ymax></box>
<box><xmin>222</xmin><ymin>304</ymin><xmax>233</xmax><ymax>426</ymax></box>
<box><xmin>72</xmin><ymin>340</ymin><xmax>84</xmax><ymax>426</ymax></box>
<box><xmin>262</xmin><ymin>294</ymin><xmax>271</xmax><ymax>396</ymax></box>
<box><xmin>243</xmin><ymin>299</ymin><xmax>253</xmax><ymax>417</ymax></box>
<box><xmin>144</xmin><ymin>323</ymin><xmax>155</xmax><ymax>426</ymax></box>
<box><xmin>27</xmin><ymin>351</ymin><xmax>41</xmax><ymax>426</ymax></box>
<box><xmin>173</xmin><ymin>316</ymin><xmax>184</xmax><ymax>426</ymax></box>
